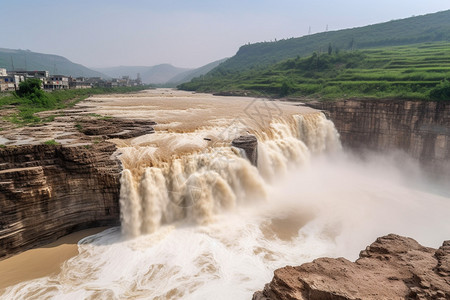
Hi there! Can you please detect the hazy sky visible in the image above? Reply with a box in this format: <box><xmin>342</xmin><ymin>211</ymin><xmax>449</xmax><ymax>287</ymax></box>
<box><xmin>3</xmin><ymin>0</ymin><xmax>449</xmax><ymax>68</ymax></box>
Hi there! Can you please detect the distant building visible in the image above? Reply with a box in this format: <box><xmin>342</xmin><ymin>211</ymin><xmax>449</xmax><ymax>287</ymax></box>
<box><xmin>69</xmin><ymin>77</ymin><xmax>92</xmax><ymax>89</ymax></box>
<box><xmin>0</xmin><ymin>69</ymin><xmax>141</xmax><ymax>91</ymax></box>
<box><xmin>0</xmin><ymin>76</ymin><xmax>15</xmax><ymax>91</ymax></box>
<box><xmin>85</xmin><ymin>77</ymin><xmax>111</xmax><ymax>88</ymax></box>
<box><xmin>111</xmin><ymin>77</ymin><xmax>130</xmax><ymax>87</ymax></box>
<box><xmin>136</xmin><ymin>73</ymin><xmax>142</xmax><ymax>85</ymax></box>
<box><xmin>0</xmin><ymin>74</ymin><xmax>24</xmax><ymax>91</ymax></box>
<box><xmin>44</xmin><ymin>75</ymin><xmax>69</xmax><ymax>90</ymax></box>
<box><xmin>10</xmin><ymin>70</ymin><xmax>49</xmax><ymax>79</ymax></box>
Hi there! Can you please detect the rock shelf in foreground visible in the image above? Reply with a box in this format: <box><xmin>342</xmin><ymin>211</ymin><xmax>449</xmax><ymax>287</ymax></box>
<box><xmin>253</xmin><ymin>234</ymin><xmax>450</xmax><ymax>300</ymax></box>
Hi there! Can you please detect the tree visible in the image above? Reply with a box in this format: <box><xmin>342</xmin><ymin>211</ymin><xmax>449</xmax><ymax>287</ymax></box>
<box><xmin>16</xmin><ymin>78</ymin><xmax>42</xmax><ymax>97</ymax></box>
<box><xmin>16</xmin><ymin>78</ymin><xmax>53</xmax><ymax>107</ymax></box>
<box><xmin>328</xmin><ymin>43</ymin><xmax>333</xmax><ymax>55</ymax></box>
<box><xmin>280</xmin><ymin>80</ymin><xmax>293</xmax><ymax>96</ymax></box>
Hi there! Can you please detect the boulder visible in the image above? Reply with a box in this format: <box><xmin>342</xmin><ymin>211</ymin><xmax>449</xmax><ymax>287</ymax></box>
<box><xmin>232</xmin><ymin>135</ymin><xmax>258</xmax><ymax>166</ymax></box>
<box><xmin>254</xmin><ymin>234</ymin><xmax>450</xmax><ymax>300</ymax></box>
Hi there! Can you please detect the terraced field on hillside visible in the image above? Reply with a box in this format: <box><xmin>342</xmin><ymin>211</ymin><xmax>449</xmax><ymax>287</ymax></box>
<box><xmin>180</xmin><ymin>42</ymin><xmax>450</xmax><ymax>100</ymax></box>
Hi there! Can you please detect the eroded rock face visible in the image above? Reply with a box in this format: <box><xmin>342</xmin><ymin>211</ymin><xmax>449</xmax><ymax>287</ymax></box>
<box><xmin>308</xmin><ymin>100</ymin><xmax>450</xmax><ymax>177</ymax></box>
<box><xmin>79</xmin><ymin>117</ymin><xmax>155</xmax><ymax>139</ymax></box>
<box><xmin>232</xmin><ymin>135</ymin><xmax>258</xmax><ymax>166</ymax></box>
<box><xmin>0</xmin><ymin>143</ymin><xmax>121</xmax><ymax>259</ymax></box>
<box><xmin>253</xmin><ymin>234</ymin><xmax>450</xmax><ymax>300</ymax></box>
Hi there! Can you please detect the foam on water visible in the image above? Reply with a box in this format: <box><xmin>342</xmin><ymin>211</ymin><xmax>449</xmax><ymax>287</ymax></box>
<box><xmin>118</xmin><ymin>113</ymin><xmax>339</xmax><ymax>236</ymax></box>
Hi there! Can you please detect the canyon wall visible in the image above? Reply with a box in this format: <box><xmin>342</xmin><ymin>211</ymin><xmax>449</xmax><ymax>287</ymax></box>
<box><xmin>308</xmin><ymin>99</ymin><xmax>450</xmax><ymax>177</ymax></box>
<box><xmin>0</xmin><ymin>143</ymin><xmax>121</xmax><ymax>259</ymax></box>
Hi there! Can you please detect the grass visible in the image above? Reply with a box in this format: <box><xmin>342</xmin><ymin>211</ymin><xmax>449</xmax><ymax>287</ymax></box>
<box><xmin>86</xmin><ymin>113</ymin><xmax>112</xmax><ymax>120</ymax></box>
<box><xmin>0</xmin><ymin>85</ymin><xmax>151</xmax><ymax>126</ymax></box>
<box><xmin>179</xmin><ymin>42</ymin><xmax>450</xmax><ymax>100</ymax></box>
<box><xmin>43</xmin><ymin>115</ymin><xmax>59</xmax><ymax>122</ymax></box>
<box><xmin>43</xmin><ymin>139</ymin><xmax>59</xmax><ymax>145</ymax></box>
<box><xmin>75</xmin><ymin>123</ymin><xmax>83</xmax><ymax>131</ymax></box>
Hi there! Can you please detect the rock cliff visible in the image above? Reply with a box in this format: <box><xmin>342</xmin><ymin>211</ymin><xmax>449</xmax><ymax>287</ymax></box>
<box><xmin>308</xmin><ymin>100</ymin><xmax>450</xmax><ymax>177</ymax></box>
<box><xmin>253</xmin><ymin>234</ymin><xmax>450</xmax><ymax>300</ymax></box>
<box><xmin>232</xmin><ymin>135</ymin><xmax>258</xmax><ymax>166</ymax></box>
<box><xmin>0</xmin><ymin>143</ymin><xmax>121</xmax><ymax>259</ymax></box>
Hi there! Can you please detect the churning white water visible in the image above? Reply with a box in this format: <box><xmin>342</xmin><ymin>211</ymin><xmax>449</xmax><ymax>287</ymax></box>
<box><xmin>118</xmin><ymin>113</ymin><xmax>339</xmax><ymax>237</ymax></box>
<box><xmin>2</xmin><ymin>110</ymin><xmax>450</xmax><ymax>300</ymax></box>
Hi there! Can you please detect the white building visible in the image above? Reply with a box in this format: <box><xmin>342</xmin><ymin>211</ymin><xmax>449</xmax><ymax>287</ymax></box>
<box><xmin>0</xmin><ymin>74</ymin><xmax>24</xmax><ymax>91</ymax></box>
<box><xmin>69</xmin><ymin>77</ymin><xmax>92</xmax><ymax>89</ymax></box>
<box><xmin>43</xmin><ymin>75</ymin><xmax>69</xmax><ymax>90</ymax></box>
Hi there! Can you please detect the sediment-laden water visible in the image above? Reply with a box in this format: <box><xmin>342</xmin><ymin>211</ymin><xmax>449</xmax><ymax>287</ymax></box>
<box><xmin>2</xmin><ymin>90</ymin><xmax>449</xmax><ymax>299</ymax></box>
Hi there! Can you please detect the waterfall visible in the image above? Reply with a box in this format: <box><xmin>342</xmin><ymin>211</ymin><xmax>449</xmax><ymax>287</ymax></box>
<box><xmin>118</xmin><ymin>112</ymin><xmax>341</xmax><ymax>237</ymax></box>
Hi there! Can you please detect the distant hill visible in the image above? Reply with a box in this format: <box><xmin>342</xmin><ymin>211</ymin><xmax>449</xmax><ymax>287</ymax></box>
<box><xmin>94</xmin><ymin>64</ymin><xmax>192</xmax><ymax>84</ymax></box>
<box><xmin>95</xmin><ymin>59</ymin><xmax>229</xmax><ymax>85</ymax></box>
<box><xmin>0</xmin><ymin>48</ymin><xmax>107</xmax><ymax>78</ymax></box>
<box><xmin>213</xmin><ymin>10</ymin><xmax>450</xmax><ymax>73</ymax></box>
<box><xmin>91</xmin><ymin>66</ymin><xmax>152</xmax><ymax>80</ymax></box>
<box><xmin>167</xmin><ymin>58</ymin><xmax>228</xmax><ymax>85</ymax></box>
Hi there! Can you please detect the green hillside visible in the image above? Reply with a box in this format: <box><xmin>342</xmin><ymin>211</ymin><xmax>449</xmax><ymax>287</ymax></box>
<box><xmin>166</xmin><ymin>58</ymin><xmax>228</xmax><ymax>85</ymax></box>
<box><xmin>212</xmin><ymin>10</ymin><xmax>450</xmax><ymax>73</ymax></box>
<box><xmin>179</xmin><ymin>42</ymin><xmax>450</xmax><ymax>100</ymax></box>
<box><xmin>0</xmin><ymin>48</ymin><xmax>107</xmax><ymax>78</ymax></box>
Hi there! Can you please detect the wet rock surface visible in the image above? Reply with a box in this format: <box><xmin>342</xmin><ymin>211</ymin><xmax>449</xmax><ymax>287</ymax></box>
<box><xmin>253</xmin><ymin>234</ymin><xmax>450</xmax><ymax>300</ymax></box>
<box><xmin>308</xmin><ymin>100</ymin><xmax>450</xmax><ymax>178</ymax></box>
<box><xmin>232</xmin><ymin>135</ymin><xmax>258</xmax><ymax>166</ymax></box>
<box><xmin>0</xmin><ymin>97</ymin><xmax>157</xmax><ymax>148</ymax></box>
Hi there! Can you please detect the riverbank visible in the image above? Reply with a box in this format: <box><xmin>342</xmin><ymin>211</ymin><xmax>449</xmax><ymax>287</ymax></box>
<box><xmin>0</xmin><ymin>227</ymin><xmax>107</xmax><ymax>290</ymax></box>
<box><xmin>0</xmin><ymin>85</ymin><xmax>152</xmax><ymax>130</ymax></box>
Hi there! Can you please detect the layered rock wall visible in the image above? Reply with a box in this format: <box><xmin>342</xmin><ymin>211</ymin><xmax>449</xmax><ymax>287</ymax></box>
<box><xmin>0</xmin><ymin>143</ymin><xmax>121</xmax><ymax>259</ymax></box>
<box><xmin>308</xmin><ymin>100</ymin><xmax>450</xmax><ymax>176</ymax></box>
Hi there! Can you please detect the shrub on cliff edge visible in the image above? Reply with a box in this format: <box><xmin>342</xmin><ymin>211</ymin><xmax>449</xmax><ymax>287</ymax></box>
<box><xmin>43</xmin><ymin>139</ymin><xmax>60</xmax><ymax>146</ymax></box>
<box><xmin>429</xmin><ymin>80</ymin><xmax>450</xmax><ymax>100</ymax></box>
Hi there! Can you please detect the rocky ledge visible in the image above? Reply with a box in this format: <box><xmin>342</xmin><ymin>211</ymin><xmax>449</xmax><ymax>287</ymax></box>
<box><xmin>0</xmin><ymin>143</ymin><xmax>122</xmax><ymax>259</ymax></box>
<box><xmin>253</xmin><ymin>234</ymin><xmax>450</xmax><ymax>300</ymax></box>
<box><xmin>0</xmin><ymin>113</ymin><xmax>159</xmax><ymax>259</ymax></box>
<box><xmin>78</xmin><ymin>117</ymin><xmax>156</xmax><ymax>139</ymax></box>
